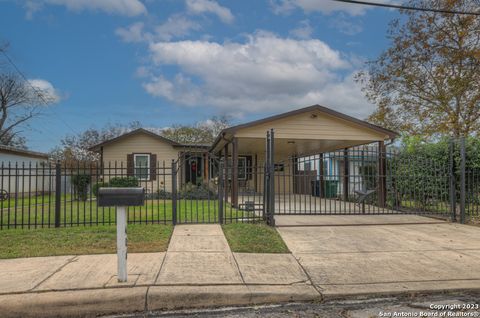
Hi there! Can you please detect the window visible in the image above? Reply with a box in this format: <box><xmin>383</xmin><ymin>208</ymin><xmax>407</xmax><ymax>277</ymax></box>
<box><xmin>226</xmin><ymin>156</ymin><xmax>249</xmax><ymax>180</ymax></box>
<box><xmin>238</xmin><ymin>157</ymin><xmax>247</xmax><ymax>180</ymax></box>
<box><xmin>134</xmin><ymin>154</ymin><xmax>150</xmax><ymax>180</ymax></box>
<box><xmin>303</xmin><ymin>162</ymin><xmax>311</xmax><ymax>171</ymax></box>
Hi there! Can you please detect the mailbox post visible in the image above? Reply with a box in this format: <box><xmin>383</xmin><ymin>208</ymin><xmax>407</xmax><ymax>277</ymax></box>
<box><xmin>98</xmin><ymin>187</ymin><xmax>144</xmax><ymax>282</ymax></box>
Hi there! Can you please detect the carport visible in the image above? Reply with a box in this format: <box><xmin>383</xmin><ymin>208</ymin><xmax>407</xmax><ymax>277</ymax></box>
<box><xmin>210</xmin><ymin>105</ymin><xmax>397</xmax><ymax>215</ymax></box>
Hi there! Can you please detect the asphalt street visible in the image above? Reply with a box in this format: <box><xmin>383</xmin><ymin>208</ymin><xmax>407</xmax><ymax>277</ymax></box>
<box><xmin>105</xmin><ymin>292</ymin><xmax>480</xmax><ymax>318</ymax></box>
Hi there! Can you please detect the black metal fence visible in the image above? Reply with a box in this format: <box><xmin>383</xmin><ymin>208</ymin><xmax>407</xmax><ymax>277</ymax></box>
<box><xmin>257</xmin><ymin>136</ymin><xmax>478</xmax><ymax>221</ymax></box>
<box><xmin>258</xmin><ymin>144</ymin><xmax>453</xmax><ymax>217</ymax></box>
<box><xmin>0</xmin><ymin>161</ymin><xmax>176</xmax><ymax>229</ymax></box>
<box><xmin>0</xmin><ymin>136</ymin><xmax>478</xmax><ymax>230</ymax></box>
<box><xmin>0</xmin><ymin>154</ymin><xmax>265</xmax><ymax>229</ymax></box>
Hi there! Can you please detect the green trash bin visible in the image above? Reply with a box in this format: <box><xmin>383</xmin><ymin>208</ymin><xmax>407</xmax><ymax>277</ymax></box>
<box><xmin>323</xmin><ymin>180</ymin><xmax>338</xmax><ymax>198</ymax></box>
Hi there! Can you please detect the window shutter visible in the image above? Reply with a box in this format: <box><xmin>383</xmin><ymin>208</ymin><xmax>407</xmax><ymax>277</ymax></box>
<box><xmin>127</xmin><ymin>154</ymin><xmax>134</xmax><ymax>176</ymax></box>
<box><xmin>150</xmin><ymin>154</ymin><xmax>157</xmax><ymax>180</ymax></box>
<box><xmin>246</xmin><ymin>156</ymin><xmax>253</xmax><ymax>180</ymax></box>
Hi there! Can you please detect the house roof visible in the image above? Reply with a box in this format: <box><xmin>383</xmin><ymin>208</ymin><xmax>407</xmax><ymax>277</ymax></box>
<box><xmin>88</xmin><ymin>128</ymin><xmax>211</xmax><ymax>152</ymax></box>
<box><xmin>0</xmin><ymin>145</ymin><xmax>49</xmax><ymax>160</ymax></box>
<box><xmin>210</xmin><ymin>104</ymin><xmax>398</xmax><ymax>151</ymax></box>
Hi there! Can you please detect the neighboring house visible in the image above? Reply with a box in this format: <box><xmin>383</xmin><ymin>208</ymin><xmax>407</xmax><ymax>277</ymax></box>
<box><xmin>0</xmin><ymin>145</ymin><xmax>49</xmax><ymax>164</ymax></box>
<box><xmin>88</xmin><ymin>129</ymin><xmax>210</xmax><ymax>192</ymax></box>
<box><xmin>0</xmin><ymin>145</ymin><xmax>51</xmax><ymax>197</ymax></box>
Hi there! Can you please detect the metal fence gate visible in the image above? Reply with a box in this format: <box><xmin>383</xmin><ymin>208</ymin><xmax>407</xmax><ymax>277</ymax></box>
<box><xmin>252</xmin><ymin>133</ymin><xmax>478</xmax><ymax>223</ymax></box>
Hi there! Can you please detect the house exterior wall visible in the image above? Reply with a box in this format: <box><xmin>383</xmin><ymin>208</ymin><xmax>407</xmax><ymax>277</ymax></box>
<box><xmin>235</xmin><ymin>109</ymin><xmax>388</xmax><ymax>141</ymax></box>
<box><xmin>0</xmin><ymin>154</ymin><xmax>52</xmax><ymax>196</ymax></box>
<box><xmin>237</xmin><ymin>152</ymin><xmax>293</xmax><ymax>194</ymax></box>
<box><xmin>101</xmin><ymin>133</ymin><xmax>179</xmax><ymax>164</ymax></box>
<box><xmin>101</xmin><ymin>133</ymin><xmax>180</xmax><ymax>193</ymax></box>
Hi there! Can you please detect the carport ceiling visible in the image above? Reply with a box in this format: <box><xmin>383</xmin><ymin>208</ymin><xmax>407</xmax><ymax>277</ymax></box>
<box><xmin>236</xmin><ymin>137</ymin><xmax>376</xmax><ymax>157</ymax></box>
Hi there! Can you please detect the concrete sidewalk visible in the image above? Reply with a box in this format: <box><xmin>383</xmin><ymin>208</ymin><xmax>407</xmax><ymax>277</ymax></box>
<box><xmin>0</xmin><ymin>224</ymin><xmax>319</xmax><ymax>318</ymax></box>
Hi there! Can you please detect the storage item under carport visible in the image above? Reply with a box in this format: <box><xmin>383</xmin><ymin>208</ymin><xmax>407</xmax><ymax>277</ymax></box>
<box><xmin>311</xmin><ymin>180</ymin><xmax>339</xmax><ymax>198</ymax></box>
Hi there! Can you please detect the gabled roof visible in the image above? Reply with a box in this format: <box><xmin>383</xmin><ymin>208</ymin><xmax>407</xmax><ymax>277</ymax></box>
<box><xmin>210</xmin><ymin>104</ymin><xmax>398</xmax><ymax>151</ymax></box>
<box><xmin>0</xmin><ymin>145</ymin><xmax>49</xmax><ymax>160</ymax></box>
<box><xmin>88</xmin><ymin>128</ymin><xmax>210</xmax><ymax>152</ymax></box>
<box><xmin>88</xmin><ymin>128</ymin><xmax>178</xmax><ymax>152</ymax></box>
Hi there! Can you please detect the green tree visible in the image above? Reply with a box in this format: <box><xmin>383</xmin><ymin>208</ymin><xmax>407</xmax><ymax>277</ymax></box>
<box><xmin>357</xmin><ymin>0</ymin><xmax>480</xmax><ymax>139</ymax></box>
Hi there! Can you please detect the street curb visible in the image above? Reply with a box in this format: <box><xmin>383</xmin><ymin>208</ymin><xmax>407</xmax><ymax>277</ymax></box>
<box><xmin>321</xmin><ymin>287</ymin><xmax>480</xmax><ymax>301</ymax></box>
<box><xmin>2</xmin><ymin>284</ymin><xmax>478</xmax><ymax>317</ymax></box>
<box><xmin>0</xmin><ymin>284</ymin><xmax>321</xmax><ymax>318</ymax></box>
<box><xmin>0</xmin><ymin>287</ymin><xmax>148</xmax><ymax>318</ymax></box>
<box><xmin>147</xmin><ymin>284</ymin><xmax>320</xmax><ymax>311</ymax></box>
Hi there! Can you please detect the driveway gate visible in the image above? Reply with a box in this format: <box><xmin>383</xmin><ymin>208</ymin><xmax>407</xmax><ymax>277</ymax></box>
<box><xmin>251</xmin><ymin>133</ymin><xmax>475</xmax><ymax>223</ymax></box>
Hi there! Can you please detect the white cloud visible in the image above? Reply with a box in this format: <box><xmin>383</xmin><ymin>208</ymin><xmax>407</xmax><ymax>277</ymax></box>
<box><xmin>116</xmin><ymin>15</ymin><xmax>200</xmax><ymax>43</ymax></box>
<box><xmin>271</xmin><ymin>0</ymin><xmax>397</xmax><ymax>16</ymax></box>
<box><xmin>28</xmin><ymin>79</ymin><xmax>62</xmax><ymax>103</ymax></box>
<box><xmin>142</xmin><ymin>32</ymin><xmax>374</xmax><ymax>118</ymax></box>
<box><xmin>186</xmin><ymin>0</ymin><xmax>234</xmax><ymax>24</ymax></box>
<box><xmin>25</xmin><ymin>0</ymin><xmax>146</xmax><ymax>18</ymax></box>
<box><xmin>289</xmin><ymin>20</ymin><xmax>313</xmax><ymax>39</ymax></box>
<box><xmin>115</xmin><ymin>22</ymin><xmax>147</xmax><ymax>43</ymax></box>
<box><xmin>329</xmin><ymin>14</ymin><xmax>363</xmax><ymax>35</ymax></box>
<box><xmin>155</xmin><ymin>14</ymin><xmax>201</xmax><ymax>41</ymax></box>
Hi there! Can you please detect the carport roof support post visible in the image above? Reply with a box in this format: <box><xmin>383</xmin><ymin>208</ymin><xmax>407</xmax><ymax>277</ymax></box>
<box><xmin>378</xmin><ymin>141</ymin><xmax>387</xmax><ymax>208</ymax></box>
<box><xmin>343</xmin><ymin>149</ymin><xmax>349</xmax><ymax>202</ymax></box>
<box><xmin>232</xmin><ymin>137</ymin><xmax>239</xmax><ymax>208</ymax></box>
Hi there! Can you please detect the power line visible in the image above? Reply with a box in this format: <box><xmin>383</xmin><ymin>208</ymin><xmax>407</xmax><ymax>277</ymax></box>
<box><xmin>0</xmin><ymin>48</ymin><xmax>79</xmax><ymax>135</ymax></box>
<box><xmin>331</xmin><ymin>0</ymin><xmax>480</xmax><ymax>16</ymax></box>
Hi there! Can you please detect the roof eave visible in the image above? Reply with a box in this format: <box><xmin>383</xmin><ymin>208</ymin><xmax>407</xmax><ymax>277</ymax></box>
<box><xmin>210</xmin><ymin>104</ymin><xmax>398</xmax><ymax>150</ymax></box>
<box><xmin>87</xmin><ymin>128</ymin><xmax>181</xmax><ymax>151</ymax></box>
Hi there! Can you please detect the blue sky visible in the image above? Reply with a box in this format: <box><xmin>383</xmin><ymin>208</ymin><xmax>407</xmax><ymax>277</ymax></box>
<box><xmin>0</xmin><ymin>0</ymin><xmax>400</xmax><ymax>152</ymax></box>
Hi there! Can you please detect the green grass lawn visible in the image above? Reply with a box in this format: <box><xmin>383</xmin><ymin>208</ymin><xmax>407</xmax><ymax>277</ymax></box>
<box><xmin>0</xmin><ymin>224</ymin><xmax>173</xmax><ymax>259</ymax></box>
<box><xmin>0</xmin><ymin>193</ymin><xmax>73</xmax><ymax>208</ymax></box>
<box><xmin>222</xmin><ymin>223</ymin><xmax>289</xmax><ymax>253</ymax></box>
<box><xmin>0</xmin><ymin>199</ymin><xmax>256</xmax><ymax>228</ymax></box>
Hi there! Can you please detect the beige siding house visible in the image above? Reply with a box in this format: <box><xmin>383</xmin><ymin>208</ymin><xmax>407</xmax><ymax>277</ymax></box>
<box><xmin>90</xmin><ymin>105</ymin><xmax>397</xmax><ymax>203</ymax></box>
<box><xmin>89</xmin><ymin>129</ymin><xmax>209</xmax><ymax>192</ymax></box>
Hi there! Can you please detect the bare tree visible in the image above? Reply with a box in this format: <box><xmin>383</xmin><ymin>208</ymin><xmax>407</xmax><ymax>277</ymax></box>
<box><xmin>51</xmin><ymin>121</ymin><xmax>142</xmax><ymax>162</ymax></box>
<box><xmin>0</xmin><ymin>52</ymin><xmax>56</xmax><ymax>148</ymax></box>
<box><xmin>162</xmin><ymin>115</ymin><xmax>231</xmax><ymax>144</ymax></box>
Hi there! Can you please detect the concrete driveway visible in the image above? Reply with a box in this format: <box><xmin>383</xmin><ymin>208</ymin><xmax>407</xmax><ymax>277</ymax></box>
<box><xmin>276</xmin><ymin>215</ymin><xmax>480</xmax><ymax>298</ymax></box>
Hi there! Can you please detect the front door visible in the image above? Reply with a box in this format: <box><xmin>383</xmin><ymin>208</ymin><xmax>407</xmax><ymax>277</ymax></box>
<box><xmin>185</xmin><ymin>155</ymin><xmax>203</xmax><ymax>185</ymax></box>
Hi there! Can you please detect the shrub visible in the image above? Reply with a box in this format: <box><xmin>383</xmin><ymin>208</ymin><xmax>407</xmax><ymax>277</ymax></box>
<box><xmin>179</xmin><ymin>182</ymin><xmax>216</xmax><ymax>200</ymax></box>
<box><xmin>157</xmin><ymin>189</ymin><xmax>172</xmax><ymax>200</ymax></box>
<box><xmin>108</xmin><ymin>177</ymin><xmax>138</xmax><ymax>188</ymax></box>
<box><xmin>145</xmin><ymin>189</ymin><xmax>172</xmax><ymax>200</ymax></box>
<box><xmin>72</xmin><ymin>174</ymin><xmax>90</xmax><ymax>201</ymax></box>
